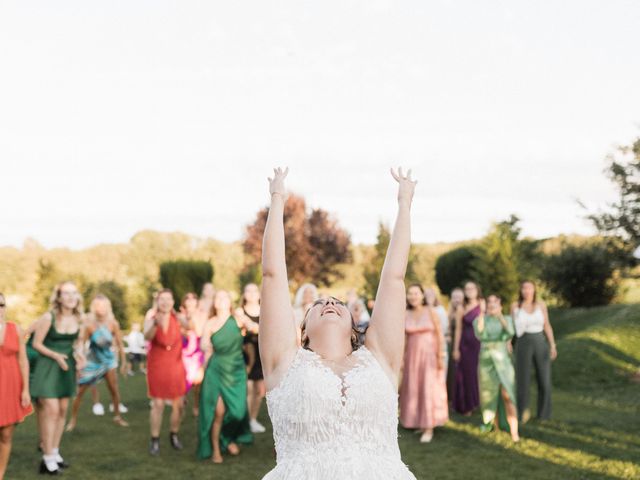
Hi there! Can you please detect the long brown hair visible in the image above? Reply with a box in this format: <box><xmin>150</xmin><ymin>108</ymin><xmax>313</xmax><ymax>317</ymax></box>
<box><xmin>518</xmin><ymin>280</ymin><xmax>537</xmax><ymax>308</ymax></box>
<box><xmin>463</xmin><ymin>281</ymin><xmax>483</xmax><ymax>306</ymax></box>
<box><xmin>406</xmin><ymin>284</ymin><xmax>427</xmax><ymax>310</ymax></box>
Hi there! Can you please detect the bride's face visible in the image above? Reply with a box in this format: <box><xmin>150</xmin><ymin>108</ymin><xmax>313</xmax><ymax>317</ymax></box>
<box><xmin>304</xmin><ymin>297</ymin><xmax>352</xmax><ymax>341</ymax></box>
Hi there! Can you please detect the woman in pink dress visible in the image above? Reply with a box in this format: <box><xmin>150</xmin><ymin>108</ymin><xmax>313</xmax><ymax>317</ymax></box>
<box><xmin>399</xmin><ymin>284</ymin><xmax>448</xmax><ymax>443</ymax></box>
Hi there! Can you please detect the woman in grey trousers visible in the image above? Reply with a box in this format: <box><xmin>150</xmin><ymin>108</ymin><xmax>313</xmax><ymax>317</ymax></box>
<box><xmin>511</xmin><ymin>280</ymin><xmax>557</xmax><ymax>423</ymax></box>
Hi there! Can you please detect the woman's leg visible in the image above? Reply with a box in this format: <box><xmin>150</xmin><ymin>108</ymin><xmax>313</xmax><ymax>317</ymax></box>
<box><xmin>0</xmin><ymin>425</ymin><xmax>15</xmax><ymax>479</ymax></box>
<box><xmin>150</xmin><ymin>398</ymin><xmax>164</xmax><ymax>438</ymax></box>
<box><xmin>246</xmin><ymin>380</ymin><xmax>255</xmax><ymax>419</ymax></box>
<box><xmin>500</xmin><ymin>386</ymin><xmax>520</xmax><ymax>442</ymax></box>
<box><xmin>211</xmin><ymin>396</ymin><xmax>225</xmax><ymax>463</ymax></box>
<box><xmin>515</xmin><ymin>335</ymin><xmax>533</xmax><ymax>423</ymax></box>
<box><xmin>169</xmin><ymin>397</ymin><xmax>183</xmax><ymax>435</ymax></box>
<box><xmin>105</xmin><ymin>370</ymin><xmax>128</xmax><ymax>426</ymax></box>
<box><xmin>533</xmin><ymin>336</ymin><xmax>552</xmax><ymax>420</ymax></box>
<box><xmin>39</xmin><ymin>399</ymin><xmax>58</xmax><ymax>456</ymax></box>
<box><xmin>53</xmin><ymin>398</ymin><xmax>69</xmax><ymax>452</ymax></box>
<box><xmin>66</xmin><ymin>384</ymin><xmax>90</xmax><ymax>431</ymax></box>
<box><xmin>250</xmin><ymin>379</ymin><xmax>266</xmax><ymax>422</ymax></box>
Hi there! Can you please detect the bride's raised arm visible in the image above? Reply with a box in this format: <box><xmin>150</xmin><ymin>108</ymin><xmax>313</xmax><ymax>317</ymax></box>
<box><xmin>365</xmin><ymin>168</ymin><xmax>417</xmax><ymax>377</ymax></box>
<box><xmin>259</xmin><ymin>167</ymin><xmax>298</xmax><ymax>378</ymax></box>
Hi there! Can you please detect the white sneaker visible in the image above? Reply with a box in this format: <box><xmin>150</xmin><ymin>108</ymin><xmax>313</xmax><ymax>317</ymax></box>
<box><xmin>250</xmin><ymin>419</ymin><xmax>266</xmax><ymax>433</ymax></box>
<box><xmin>92</xmin><ymin>403</ymin><xmax>105</xmax><ymax>416</ymax></box>
<box><xmin>109</xmin><ymin>403</ymin><xmax>129</xmax><ymax>413</ymax></box>
<box><xmin>420</xmin><ymin>430</ymin><xmax>434</xmax><ymax>443</ymax></box>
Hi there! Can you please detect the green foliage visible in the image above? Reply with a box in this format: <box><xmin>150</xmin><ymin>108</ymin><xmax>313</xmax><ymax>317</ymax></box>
<box><xmin>434</xmin><ymin>245</ymin><xmax>480</xmax><ymax>296</ymax></box>
<box><xmin>239</xmin><ymin>263</ymin><xmax>262</xmax><ymax>290</ymax></box>
<box><xmin>159</xmin><ymin>260</ymin><xmax>214</xmax><ymax>308</ymax></box>
<box><xmin>31</xmin><ymin>259</ymin><xmax>61</xmax><ymax>313</ymax></box>
<box><xmin>473</xmin><ymin>217</ymin><xmax>520</xmax><ymax>306</ymax></box>
<box><xmin>82</xmin><ymin>281</ymin><xmax>129</xmax><ymax>329</ymax></box>
<box><xmin>585</xmin><ymin>136</ymin><xmax>640</xmax><ymax>261</ymax></box>
<box><xmin>542</xmin><ymin>242</ymin><xmax>619</xmax><ymax>307</ymax></box>
<box><xmin>362</xmin><ymin>223</ymin><xmax>419</xmax><ymax>299</ymax></box>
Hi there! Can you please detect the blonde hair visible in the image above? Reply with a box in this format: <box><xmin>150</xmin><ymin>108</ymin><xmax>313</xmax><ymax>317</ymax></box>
<box><xmin>49</xmin><ymin>281</ymin><xmax>84</xmax><ymax>316</ymax></box>
<box><xmin>87</xmin><ymin>294</ymin><xmax>115</xmax><ymax>324</ymax></box>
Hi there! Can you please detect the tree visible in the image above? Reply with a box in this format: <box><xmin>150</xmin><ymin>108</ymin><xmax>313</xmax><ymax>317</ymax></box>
<box><xmin>362</xmin><ymin>223</ymin><xmax>419</xmax><ymax>300</ymax></box>
<box><xmin>32</xmin><ymin>259</ymin><xmax>61</xmax><ymax>313</ymax></box>
<box><xmin>542</xmin><ymin>242</ymin><xmax>618</xmax><ymax>307</ymax></box>
<box><xmin>473</xmin><ymin>219</ymin><xmax>520</xmax><ymax>306</ymax></box>
<box><xmin>83</xmin><ymin>281</ymin><xmax>129</xmax><ymax>329</ymax></box>
<box><xmin>434</xmin><ymin>245</ymin><xmax>479</xmax><ymax>296</ymax></box>
<box><xmin>159</xmin><ymin>260</ymin><xmax>214</xmax><ymax>309</ymax></box>
<box><xmin>243</xmin><ymin>193</ymin><xmax>352</xmax><ymax>287</ymax></box>
<box><xmin>585</xmin><ymin>136</ymin><xmax>640</xmax><ymax>263</ymax></box>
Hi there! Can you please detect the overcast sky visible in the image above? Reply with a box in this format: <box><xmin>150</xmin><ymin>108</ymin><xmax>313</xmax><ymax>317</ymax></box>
<box><xmin>1</xmin><ymin>1</ymin><xmax>639</xmax><ymax>249</ymax></box>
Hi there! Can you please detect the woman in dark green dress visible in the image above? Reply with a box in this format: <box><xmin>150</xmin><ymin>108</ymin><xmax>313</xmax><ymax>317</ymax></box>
<box><xmin>197</xmin><ymin>290</ymin><xmax>258</xmax><ymax>463</ymax></box>
<box><xmin>31</xmin><ymin>282</ymin><xmax>85</xmax><ymax>475</ymax></box>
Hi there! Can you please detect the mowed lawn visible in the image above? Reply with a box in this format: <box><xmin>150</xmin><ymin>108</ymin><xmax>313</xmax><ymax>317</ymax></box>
<box><xmin>7</xmin><ymin>304</ymin><xmax>640</xmax><ymax>479</ymax></box>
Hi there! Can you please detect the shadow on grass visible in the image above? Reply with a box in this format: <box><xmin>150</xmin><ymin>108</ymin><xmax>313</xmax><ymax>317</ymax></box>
<box><xmin>401</xmin><ymin>419</ymin><xmax>624</xmax><ymax>480</ymax></box>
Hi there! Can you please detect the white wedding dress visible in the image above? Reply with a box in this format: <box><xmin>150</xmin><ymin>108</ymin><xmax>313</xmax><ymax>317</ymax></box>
<box><xmin>264</xmin><ymin>346</ymin><xmax>417</xmax><ymax>479</ymax></box>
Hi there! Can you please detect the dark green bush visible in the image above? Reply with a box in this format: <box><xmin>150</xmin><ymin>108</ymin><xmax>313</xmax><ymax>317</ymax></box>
<box><xmin>542</xmin><ymin>243</ymin><xmax>618</xmax><ymax>307</ymax></box>
<box><xmin>159</xmin><ymin>260</ymin><xmax>214</xmax><ymax>309</ymax></box>
<box><xmin>435</xmin><ymin>246</ymin><xmax>480</xmax><ymax>296</ymax></box>
<box><xmin>83</xmin><ymin>280</ymin><xmax>129</xmax><ymax>329</ymax></box>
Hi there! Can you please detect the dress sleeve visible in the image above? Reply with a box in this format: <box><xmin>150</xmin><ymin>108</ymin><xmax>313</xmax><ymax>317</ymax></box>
<box><xmin>473</xmin><ymin>315</ymin><xmax>487</xmax><ymax>342</ymax></box>
<box><xmin>500</xmin><ymin>315</ymin><xmax>515</xmax><ymax>341</ymax></box>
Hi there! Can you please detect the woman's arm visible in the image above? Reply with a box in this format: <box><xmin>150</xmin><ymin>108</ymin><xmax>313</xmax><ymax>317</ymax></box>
<box><xmin>453</xmin><ymin>305</ymin><xmax>463</xmax><ymax>361</ymax></box>
<box><xmin>259</xmin><ymin>168</ymin><xmax>298</xmax><ymax>377</ymax></box>
<box><xmin>365</xmin><ymin>168</ymin><xmax>417</xmax><ymax>375</ymax></box>
<box><xmin>17</xmin><ymin>325</ymin><xmax>31</xmax><ymax>407</ymax></box>
<box><xmin>143</xmin><ymin>309</ymin><xmax>158</xmax><ymax>341</ymax></box>
<box><xmin>200</xmin><ymin>321</ymin><xmax>214</xmax><ymax>365</ymax></box>
<box><xmin>73</xmin><ymin>317</ymin><xmax>87</xmax><ymax>371</ymax></box>
<box><xmin>429</xmin><ymin>308</ymin><xmax>445</xmax><ymax>371</ymax></box>
<box><xmin>112</xmin><ymin>320</ymin><xmax>128</xmax><ymax>375</ymax></box>
<box><xmin>541</xmin><ymin>302</ymin><xmax>557</xmax><ymax>360</ymax></box>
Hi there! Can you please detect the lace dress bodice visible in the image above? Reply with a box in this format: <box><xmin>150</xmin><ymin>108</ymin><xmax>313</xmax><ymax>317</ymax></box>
<box><xmin>264</xmin><ymin>346</ymin><xmax>416</xmax><ymax>479</ymax></box>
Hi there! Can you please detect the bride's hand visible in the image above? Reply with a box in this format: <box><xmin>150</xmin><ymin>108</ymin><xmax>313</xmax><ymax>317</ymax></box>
<box><xmin>390</xmin><ymin>167</ymin><xmax>417</xmax><ymax>206</ymax></box>
<box><xmin>268</xmin><ymin>167</ymin><xmax>289</xmax><ymax>197</ymax></box>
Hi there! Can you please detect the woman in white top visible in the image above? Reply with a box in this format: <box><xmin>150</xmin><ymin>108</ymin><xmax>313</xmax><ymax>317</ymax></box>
<box><xmin>260</xmin><ymin>167</ymin><xmax>417</xmax><ymax>479</ymax></box>
<box><xmin>510</xmin><ymin>280</ymin><xmax>557</xmax><ymax>423</ymax></box>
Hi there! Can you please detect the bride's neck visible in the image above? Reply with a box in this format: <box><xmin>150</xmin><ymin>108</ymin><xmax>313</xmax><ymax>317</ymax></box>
<box><xmin>307</xmin><ymin>328</ymin><xmax>352</xmax><ymax>361</ymax></box>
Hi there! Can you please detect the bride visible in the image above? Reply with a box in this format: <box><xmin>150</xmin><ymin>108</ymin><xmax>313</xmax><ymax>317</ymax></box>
<box><xmin>259</xmin><ymin>167</ymin><xmax>418</xmax><ymax>479</ymax></box>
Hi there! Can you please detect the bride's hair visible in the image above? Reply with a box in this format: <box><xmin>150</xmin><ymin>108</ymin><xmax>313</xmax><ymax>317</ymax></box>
<box><xmin>300</xmin><ymin>297</ymin><xmax>361</xmax><ymax>351</ymax></box>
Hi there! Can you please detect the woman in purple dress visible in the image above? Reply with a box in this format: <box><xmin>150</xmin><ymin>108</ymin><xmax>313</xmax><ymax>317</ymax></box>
<box><xmin>452</xmin><ymin>281</ymin><xmax>483</xmax><ymax>415</ymax></box>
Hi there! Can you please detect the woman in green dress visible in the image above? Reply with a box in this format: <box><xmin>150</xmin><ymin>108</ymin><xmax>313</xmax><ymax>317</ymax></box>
<box><xmin>197</xmin><ymin>290</ymin><xmax>259</xmax><ymax>463</ymax></box>
<box><xmin>473</xmin><ymin>294</ymin><xmax>519</xmax><ymax>442</ymax></box>
<box><xmin>31</xmin><ymin>281</ymin><xmax>86</xmax><ymax>475</ymax></box>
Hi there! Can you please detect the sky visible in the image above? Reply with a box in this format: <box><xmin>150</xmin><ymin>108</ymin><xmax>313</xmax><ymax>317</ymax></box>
<box><xmin>1</xmin><ymin>1</ymin><xmax>639</xmax><ymax>249</ymax></box>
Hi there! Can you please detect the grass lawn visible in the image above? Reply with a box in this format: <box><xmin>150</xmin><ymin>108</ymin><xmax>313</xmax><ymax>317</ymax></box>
<box><xmin>7</xmin><ymin>304</ymin><xmax>640</xmax><ymax>479</ymax></box>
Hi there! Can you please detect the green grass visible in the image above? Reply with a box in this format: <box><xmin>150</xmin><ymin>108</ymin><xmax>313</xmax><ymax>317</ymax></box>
<box><xmin>7</xmin><ymin>304</ymin><xmax>640</xmax><ymax>479</ymax></box>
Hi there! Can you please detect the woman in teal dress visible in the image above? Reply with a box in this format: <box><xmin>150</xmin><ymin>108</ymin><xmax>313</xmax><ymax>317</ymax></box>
<box><xmin>197</xmin><ymin>290</ymin><xmax>259</xmax><ymax>463</ymax></box>
<box><xmin>31</xmin><ymin>282</ymin><xmax>86</xmax><ymax>475</ymax></box>
<box><xmin>473</xmin><ymin>294</ymin><xmax>519</xmax><ymax>442</ymax></box>
<box><xmin>66</xmin><ymin>294</ymin><xmax>129</xmax><ymax>432</ymax></box>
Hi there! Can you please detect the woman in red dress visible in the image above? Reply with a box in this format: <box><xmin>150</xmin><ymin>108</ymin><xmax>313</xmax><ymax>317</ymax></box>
<box><xmin>0</xmin><ymin>292</ymin><xmax>33</xmax><ymax>479</ymax></box>
<box><xmin>144</xmin><ymin>289</ymin><xmax>188</xmax><ymax>456</ymax></box>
